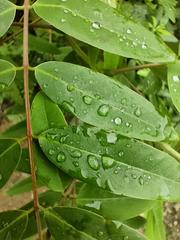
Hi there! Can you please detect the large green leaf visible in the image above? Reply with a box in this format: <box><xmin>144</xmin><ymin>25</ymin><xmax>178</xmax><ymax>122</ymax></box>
<box><xmin>0</xmin><ymin>0</ymin><xmax>16</xmax><ymax>37</ymax></box>
<box><xmin>77</xmin><ymin>184</ymin><xmax>154</xmax><ymax>221</ymax></box>
<box><xmin>0</xmin><ymin>210</ymin><xmax>28</xmax><ymax>240</ymax></box>
<box><xmin>35</xmin><ymin>61</ymin><xmax>168</xmax><ymax>141</ymax></box>
<box><xmin>0</xmin><ymin>59</ymin><xmax>16</xmax><ymax>91</ymax></box>
<box><xmin>39</xmin><ymin>127</ymin><xmax>180</xmax><ymax>200</ymax></box>
<box><xmin>45</xmin><ymin>207</ymin><xmax>147</xmax><ymax>240</ymax></box>
<box><xmin>32</xmin><ymin>0</ymin><xmax>175</xmax><ymax>63</ymax></box>
<box><xmin>168</xmin><ymin>60</ymin><xmax>180</xmax><ymax>112</ymax></box>
<box><xmin>0</xmin><ymin>139</ymin><xmax>21</xmax><ymax>188</ymax></box>
<box><xmin>31</xmin><ymin>91</ymin><xmax>67</xmax><ymax>136</ymax></box>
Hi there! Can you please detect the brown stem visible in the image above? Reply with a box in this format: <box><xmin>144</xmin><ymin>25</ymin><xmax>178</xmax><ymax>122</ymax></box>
<box><xmin>23</xmin><ymin>0</ymin><xmax>43</xmax><ymax>239</ymax></box>
<box><xmin>111</xmin><ymin>63</ymin><xmax>165</xmax><ymax>74</ymax></box>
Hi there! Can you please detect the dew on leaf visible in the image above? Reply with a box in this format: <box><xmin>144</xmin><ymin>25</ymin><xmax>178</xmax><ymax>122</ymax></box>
<box><xmin>97</xmin><ymin>231</ymin><xmax>104</xmax><ymax>237</ymax></box>
<box><xmin>118</xmin><ymin>151</ymin><xmax>124</xmax><ymax>157</ymax></box>
<box><xmin>138</xmin><ymin>176</ymin><xmax>144</xmax><ymax>185</ymax></box>
<box><xmin>49</xmin><ymin>149</ymin><xmax>55</xmax><ymax>155</ymax></box>
<box><xmin>142</xmin><ymin>42</ymin><xmax>147</xmax><ymax>49</ymax></box>
<box><xmin>125</xmin><ymin>122</ymin><xmax>131</xmax><ymax>127</ymax></box>
<box><xmin>83</xmin><ymin>95</ymin><xmax>93</xmax><ymax>105</ymax></box>
<box><xmin>64</xmin><ymin>9</ymin><xmax>69</xmax><ymax>13</ymax></box>
<box><xmin>126</xmin><ymin>28</ymin><xmax>132</xmax><ymax>34</ymax></box>
<box><xmin>70</xmin><ymin>150</ymin><xmax>82</xmax><ymax>158</ymax></box>
<box><xmin>114</xmin><ymin>117</ymin><xmax>122</xmax><ymax>125</ymax></box>
<box><xmin>61</xmin><ymin>18</ymin><xmax>66</xmax><ymax>23</ymax></box>
<box><xmin>121</xmin><ymin>98</ymin><xmax>127</xmax><ymax>105</ymax></box>
<box><xmin>102</xmin><ymin>156</ymin><xmax>114</xmax><ymax>169</ymax></box>
<box><xmin>92</xmin><ymin>21</ymin><xmax>101</xmax><ymax>30</ymax></box>
<box><xmin>172</xmin><ymin>75</ymin><xmax>180</xmax><ymax>82</ymax></box>
<box><xmin>107</xmin><ymin>132</ymin><xmax>117</xmax><ymax>144</ymax></box>
<box><xmin>134</xmin><ymin>107</ymin><xmax>142</xmax><ymax>117</ymax></box>
<box><xmin>57</xmin><ymin>152</ymin><xmax>66</xmax><ymax>163</ymax></box>
<box><xmin>73</xmin><ymin>161</ymin><xmax>79</xmax><ymax>167</ymax></box>
<box><xmin>67</xmin><ymin>84</ymin><xmax>75</xmax><ymax>92</ymax></box>
<box><xmin>87</xmin><ymin>155</ymin><xmax>100</xmax><ymax>170</ymax></box>
<box><xmin>43</xmin><ymin>83</ymin><xmax>48</xmax><ymax>89</ymax></box>
<box><xmin>97</xmin><ymin>104</ymin><xmax>110</xmax><ymax>116</ymax></box>
<box><xmin>62</xmin><ymin>101</ymin><xmax>75</xmax><ymax>113</ymax></box>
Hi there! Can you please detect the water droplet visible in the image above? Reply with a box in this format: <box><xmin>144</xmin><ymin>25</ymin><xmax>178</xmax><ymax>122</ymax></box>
<box><xmin>97</xmin><ymin>104</ymin><xmax>110</xmax><ymax>116</ymax></box>
<box><xmin>114</xmin><ymin>117</ymin><xmax>122</xmax><ymax>125</ymax></box>
<box><xmin>43</xmin><ymin>83</ymin><xmax>48</xmax><ymax>89</ymax></box>
<box><xmin>0</xmin><ymin>174</ymin><xmax>2</xmax><ymax>181</ymax></box>
<box><xmin>59</xmin><ymin>135</ymin><xmax>68</xmax><ymax>143</ymax></box>
<box><xmin>83</xmin><ymin>95</ymin><xmax>93</xmax><ymax>105</ymax></box>
<box><xmin>67</xmin><ymin>84</ymin><xmax>75</xmax><ymax>92</ymax></box>
<box><xmin>173</xmin><ymin>75</ymin><xmax>180</xmax><ymax>82</ymax></box>
<box><xmin>87</xmin><ymin>155</ymin><xmax>100</xmax><ymax>170</ymax></box>
<box><xmin>138</xmin><ymin>176</ymin><xmax>144</xmax><ymax>185</ymax></box>
<box><xmin>57</xmin><ymin>152</ymin><xmax>66</xmax><ymax>163</ymax></box>
<box><xmin>127</xmin><ymin>28</ymin><xmax>132</xmax><ymax>34</ymax></box>
<box><xmin>61</xmin><ymin>0</ymin><xmax>67</xmax><ymax>1</ymax></box>
<box><xmin>118</xmin><ymin>151</ymin><xmax>124</xmax><ymax>157</ymax></box>
<box><xmin>142</xmin><ymin>42</ymin><xmax>147</xmax><ymax>49</ymax></box>
<box><xmin>95</xmin><ymin>94</ymin><xmax>101</xmax><ymax>100</ymax></box>
<box><xmin>134</xmin><ymin>107</ymin><xmax>142</xmax><ymax>117</ymax></box>
<box><xmin>131</xmin><ymin>173</ymin><xmax>137</xmax><ymax>179</ymax></box>
<box><xmin>123</xmin><ymin>236</ymin><xmax>129</xmax><ymax>240</ymax></box>
<box><xmin>49</xmin><ymin>149</ymin><xmax>55</xmax><ymax>155</ymax></box>
<box><xmin>54</xmin><ymin>68</ymin><xmax>59</xmax><ymax>72</ymax></box>
<box><xmin>126</xmin><ymin>144</ymin><xmax>131</xmax><ymax>148</ymax></box>
<box><xmin>121</xmin><ymin>98</ymin><xmax>127</xmax><ymax>105</ymax></box>
<box><xmin>107</xmin><ymin>133</ymin><xmax>117</xmax><ymax>144</ymax></box>
<box><xmin>73</xmin><ymin>161</ymin><xmax>79</xmax><ymax>167</ymax></box>
<box><xmin>64</xmin><ymin>9</ymin><xmax>68</xmax><ymax>13</ymax></box>
<box><xmin>62</xmin><ymin>101</ymin><xmax>75</xmax><ymax>113</ymax></box>
<box><xmin>97</xmin><ymin>231</ymin><xmax>104</xmax><ymax>237</ymax></box>
<box><xmin>70</xmin><ymin>150</ymin><xmax>82</xmax><ymax>158</ymax></box>
<box><xmin>102</xmin><ymin>156</ymin><xmax>114</xmax><ymax>169</ymax></box>
<box><xmin>114</xmin><ymin>169</ymin><xmax>119</xmax><ymax>174</ymax></box>
<box><xmin>92</xmin><ymin>21</ymin><xmax>101</xmax><ymax>29</ymax></box>
<box><xmin>125</xmin><ymin>122</ymin><xmax>130</xmax><ymax>127</ymax></box>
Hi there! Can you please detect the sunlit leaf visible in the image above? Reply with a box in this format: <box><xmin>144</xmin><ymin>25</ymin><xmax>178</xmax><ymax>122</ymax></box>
<box><xmin>33</xmin><ymin>0</ymin><xmax>175</xmax><ymax>62</ymax></box>
<box><xmin>35</xmin><ymin>61</ymin><xmax>168</xmax><ymax>141</ymax></box>
<box><xmin>39</xmin><ymin>127</ymin><xmax>180</xmax><ymax>200</ymax></box>
<box><xmin>0</xmin><ymin>59</ymin><xmax>16</xmax><ymax>91</ymax></box>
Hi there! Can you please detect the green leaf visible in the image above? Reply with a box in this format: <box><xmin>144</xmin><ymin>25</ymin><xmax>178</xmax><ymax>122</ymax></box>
<box><xmin>0</xmin><ymin>139</ymin><xmax>21</xmax><ymax>188</ymax></box>
<box><xmin>168</xmin><ymin>60</ymin><xmax>180</xmax><ymax>112</ymax></box>
<box><xmin>35</xmin><ymin>61</ymin><xmax>168</xmax><ymax>141</ymax></box>
<box><xmin>0</xmin><ymin>210</ymin><xmax>28</xmax><ymax>240</ymax></box>
<box><xmin>45</xmin><ymin>207</ymin><xmax>147</xmax><ymax>240</ymax></box>
<box><xmin>16</xmin><ymin>149</ymin><xmax>30</xmax><ymax>174</ymax></box>
<box><xmin>77</xmin><ymin>184</ymin><xmax>154</xmax><ymax>221</ymax></box>
<box><xmin>39</xmin><ymin>127</ymin><xmax>180</xmax><ymax>200</ymax></box>
<box><xmin>0</xmin><ymin>59</ymin><xmax>16</xmax><ymax>91</ymax></box>
<box><xmin>0</xmin><ymin>121</ymin><xmax>26</xmax><ymax>140</ymax></box>
<box><xmin>31</xmin><ymin>91</ymin><xmax>67</xmax><ymax>136</ymax></box>
<box><xmin>0</xmin><ymin>0</ymin><xmax>16</xmax><ymax>37</ymax></box>
<box><xmin>32</xmin><ymin>0</ymin><xmax>175</xmax><ymax>63</ymax></box>
<box><xmin>35</xmin><ymin>145</ymin><xmax>64</xmax><ymax>192</ymax></box>
<box><xmin>158</xmin><ymin>0</ymin><xmax>177</xmax><ymax>22</ymax></box>
<box><xmin>145</xmin><ymin>201</ymin><xmax>166</xmax><ymax>240</ymax></box>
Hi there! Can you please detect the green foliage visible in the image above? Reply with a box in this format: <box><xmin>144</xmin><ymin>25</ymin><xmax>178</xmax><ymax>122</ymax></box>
<box><xmin>0</xmin><ymin>0</ymin><xmax>179</xmax><ymax>239</ymax></box>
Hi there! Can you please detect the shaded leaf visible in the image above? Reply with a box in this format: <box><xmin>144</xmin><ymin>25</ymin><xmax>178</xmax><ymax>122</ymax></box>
<box><xmin>0</xmin><ymin>59</ymin><xmax>16</xmax><ymax>91</ymax></box>
<box><xmin>31</xmin><ymin>91</ymin><xmax>67</xmax><ymax>136</ymax></box>
<box><xmin>33</xmin><ymin>0</ymin><xmax>175</xmax><ymax>62</ymax></box>
<box><xmin>39</xmin><ymin>127</ymin><xmax>180</xmax><ymax>200</ymax></box>
<box><xmin>45</xmin><ymin>207</ymin><xmax>147</xmax><ymax>240</ymax></box>
<box><xmin>0</xmin><ymin>210</ymin><xmax>28</xmax><ymax>240</ymax></box>
<box><xmin>0</xmin><ymin>139</ymin><xmax>21</xmax><ymax>188</ymax></box>
<box><xmin>0</xmin><ymin>0</ymin><xmax>16</xmax><ymax>37</ymax></box>
<box><xmin>0</xmin><ymin>121</ymin><xmax>26</xmax><ymax>140</ymax></box>
<box><xmin>77</xmin><ymin>184</ymin><xmax>154</xmax><ymax>221</ymax></box>
<box><xmin>158</xmin><ymin>0</ymin><xmax>177</xmax><ymax>22</ymax></box>
<box><xmin>35</xmin><ymin>61</ymin><xmax>168</xmax><ymax>141</ymax></box>
<box><xmin>168</xmin><ymin>60</ymin><xmax>180</xmax><ymax>112</ymax></box>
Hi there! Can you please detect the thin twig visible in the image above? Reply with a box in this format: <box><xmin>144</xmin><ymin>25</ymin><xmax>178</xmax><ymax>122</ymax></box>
<box><xmin>111</xmin><ymin>63</ymin><xmax>165</xmax><ymax>74</ymax></box>
<box><xmin>156</xmin><ymin>142</ymin><xmax>180</xmax><ymax>162</ymax></box>
<box><xmin>23</xmin><ymin>1</ymin><xmax>43</xmax><ymax>239</ymax></box>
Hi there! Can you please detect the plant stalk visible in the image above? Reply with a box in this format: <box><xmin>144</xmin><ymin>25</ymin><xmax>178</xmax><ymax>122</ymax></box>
<box><xmin>23</xmin><ymin>0</ymin><xmax>43</xmax><ymax>239</ymax></box>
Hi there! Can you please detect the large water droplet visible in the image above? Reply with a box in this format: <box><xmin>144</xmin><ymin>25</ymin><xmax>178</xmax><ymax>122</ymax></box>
<box><xmin>57</xmin><ymin>152</ymin><xmax>66</xmax><ymax>163</ymax></box>
<box><xmin>88</xmin><ymin>155</ymin><xmax>100</xmax><ymax>170</ymax></box>
<box><xmin>107</xmin><ymin>133</ymin><xmax>117</xmax><ymax>144</ymax></box>
<box><xmin>114</xmin><ymin>117</ymin><xmax>122</xmax><ymax>125</ymax></box>
<box><xmin>97</xmin><ymin>104</ymin><xmax>110</xmax><ymax>116</ymax></box>
<box><xmin>67</xmin><ymin>84</ymin><xmax>75</xmax><ymax>92</ymax></box>
<box><xmin>83</xmin><ymin>95</ymin><xmax>93</xmax><ymax>105</ymax></box>
<box><xmin>173</xmin><ymin>75</ymin><xmax>180</xmax><ymax>82</ymax></box>
<box><xmin>102</xmin><ymin>156</ymin><xmax>114</xmax><ymax>169</ymax></box>
<box><xmin>92</xmin><ymin>21</ymin><xmax>101</xmax><ymax>29</ymax></box>
<box><xmin>134</xmin><ymin>107</ymin><xmax>142</xmax><ymax>117</ymax></box>
<box><xmin>70</xmin><ymin>150</ymin><xmax>82</xmax><ymax>158</ymax></box>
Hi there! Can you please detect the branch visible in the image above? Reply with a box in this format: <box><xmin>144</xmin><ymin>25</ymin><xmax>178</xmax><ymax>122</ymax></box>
<box><xmin>23</xmin><ymin>1</ymin><xmax>43</xmax><ymax>239</ymax></box>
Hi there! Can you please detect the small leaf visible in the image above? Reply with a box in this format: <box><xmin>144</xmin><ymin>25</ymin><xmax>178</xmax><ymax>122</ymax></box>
<box><xmin>0</xmin><ymin>121</ymin><xmax>26</xmax><ymax>140</ymax></box>
<box><xmin>35</xmin><ymin>61</ymin><xmax>168</xmax><ymax>141</ymax></box>
<box><xmin>0</xmin><ymin>0</ymin><xmax>16</xmax><ymax>37</ymax></box>
<box><xmin>0</xmin><ymin>139</ymin><xmax>21</xmax><ymax>188</ymax></box>
<box><xmin>31</xmin><ymin>91</ymin><xmax>67</xmax><ymax>136</ymax></box>
<box><xmin>168</xmin><ymin>60</ymin><xmax>180</xmax><ymax>112</ymax></box>
<box><xmin>77</xmin><ymin>184</ymin><xmax>154</xmax><ymax>221</ymax></box>
<box><xmin>33</xmin><ymin>0</ymin><xmax>175</xmax><ymax>62</ymax></box>
<box><xmin>39</xmin><ymin>127</ymin><xmax>180</xmax><ymax>200</ymax></box>
<box><xmin>0</xmin><ymin>210</ymin><xmax>28</xmax><ymax>240</ymax></box>
<box><xmin>0</xmin><ymin>59</ymin><xmax>16</xmax><ymax>91</ymax></box>
<box><xmin>45</xmin><ymin>207</ymin><xmax>147</xmax><ymax>240</ymax></box>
